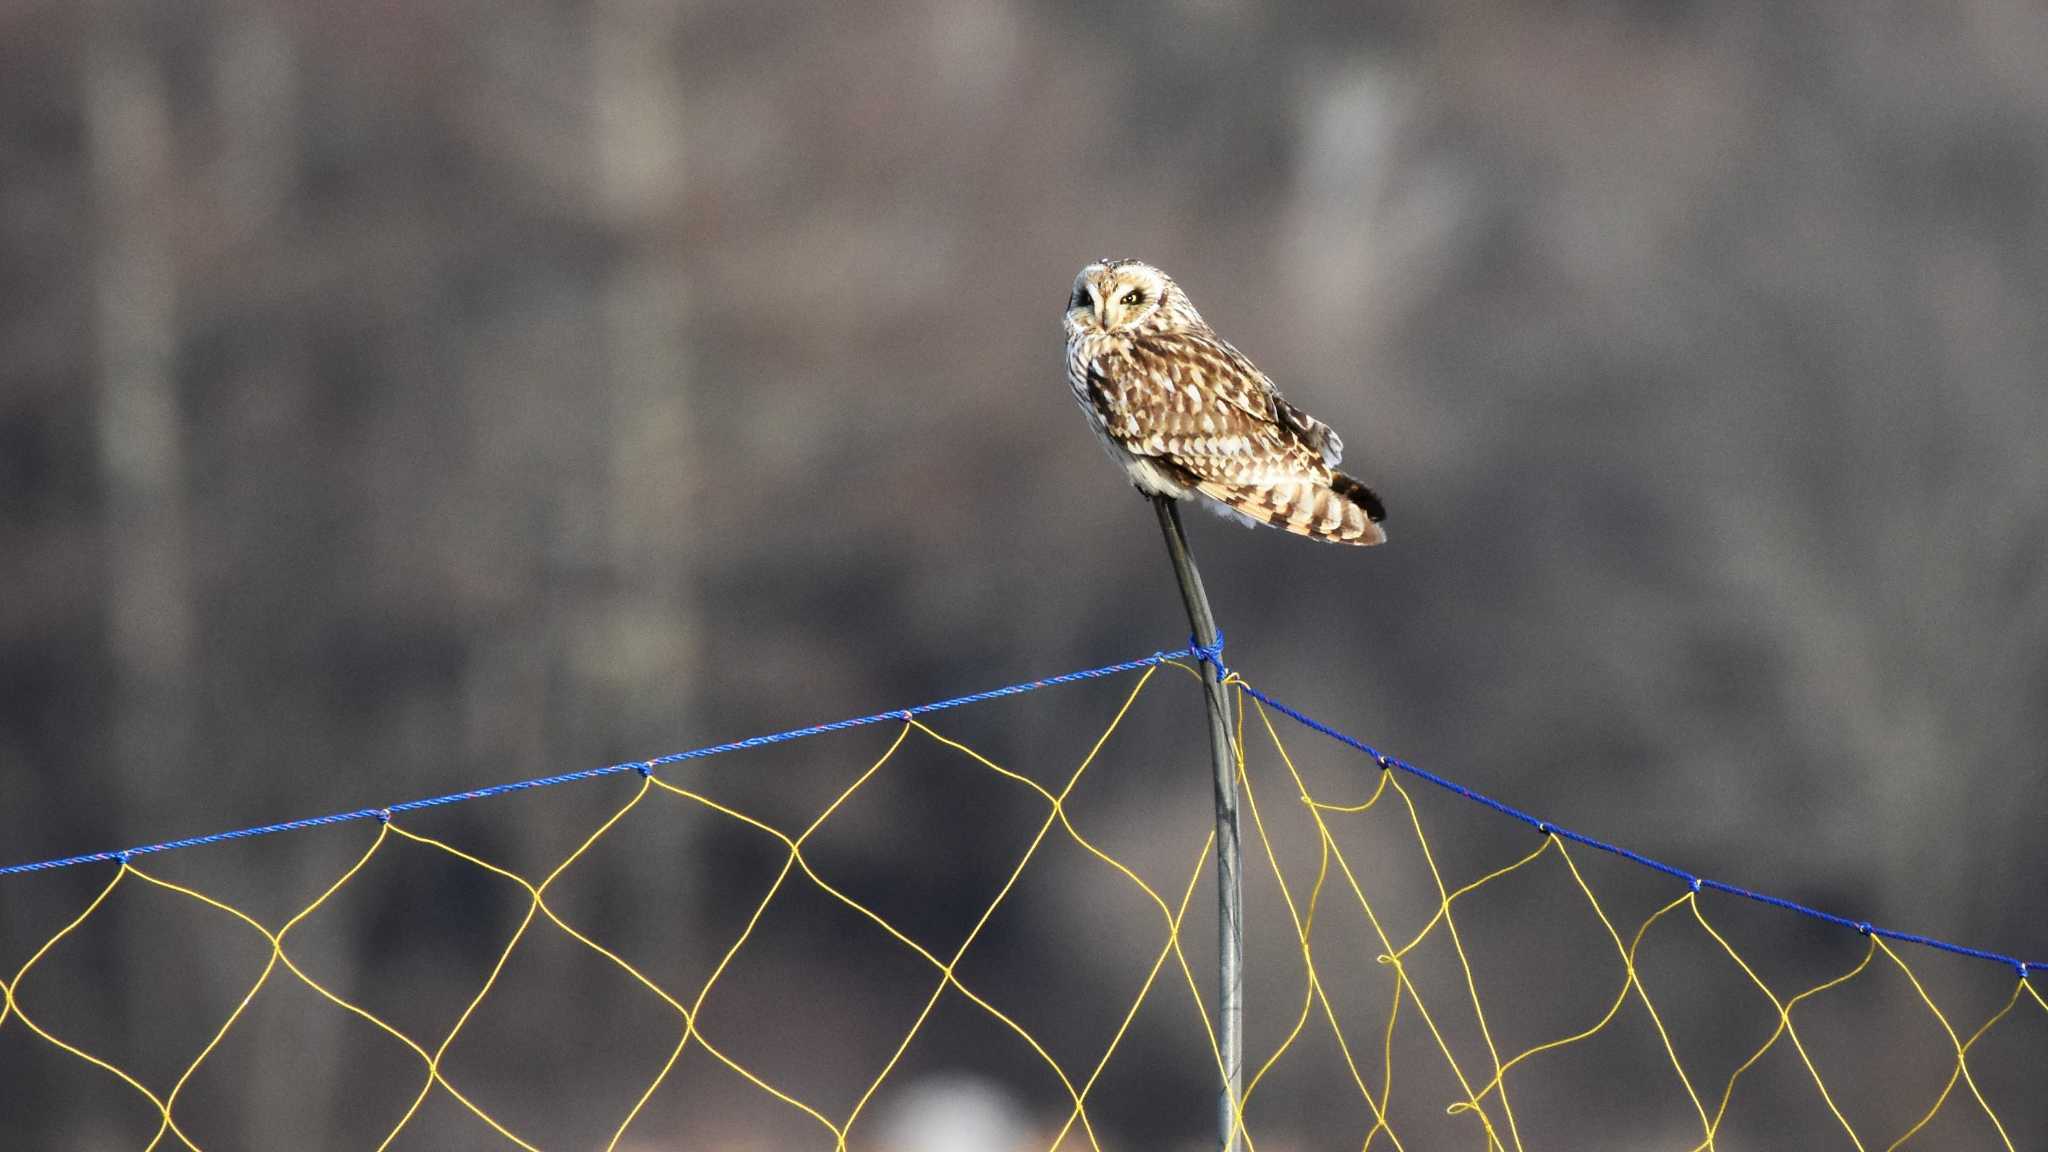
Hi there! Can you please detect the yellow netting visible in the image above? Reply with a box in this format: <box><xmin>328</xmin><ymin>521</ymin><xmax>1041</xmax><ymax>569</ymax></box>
<box><xmin>1</xmin><ymin>659</ymin><xmax>2041</xmax><ymax>1150</ymax></box>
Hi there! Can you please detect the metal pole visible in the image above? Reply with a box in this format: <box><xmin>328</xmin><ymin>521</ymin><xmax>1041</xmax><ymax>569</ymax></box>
<box><xmin>1153</xmin><ymin>495</ymin><xmax>1244</xmax><ymax>1152</ymax></box>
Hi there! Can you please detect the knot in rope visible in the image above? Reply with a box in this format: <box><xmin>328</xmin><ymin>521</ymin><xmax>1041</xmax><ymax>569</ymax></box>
<box><xmin>1187</xmin><ymin>630</ymin><xmax>1227</xmax><ymax>672</ymax></box>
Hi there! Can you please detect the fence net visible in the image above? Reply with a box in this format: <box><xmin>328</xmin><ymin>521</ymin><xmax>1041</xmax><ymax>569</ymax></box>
<box><xmin>2</xmin><ymin>644</ymin><xmax>2042</xmax><ymax>1151</ymax></box>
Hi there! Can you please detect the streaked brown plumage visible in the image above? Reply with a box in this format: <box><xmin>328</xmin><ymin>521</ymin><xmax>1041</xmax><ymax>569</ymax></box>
<box><xmin>1063</xmin><ymin>259</ymin><xmax>1387</xmax><ymax>545</ymax></box>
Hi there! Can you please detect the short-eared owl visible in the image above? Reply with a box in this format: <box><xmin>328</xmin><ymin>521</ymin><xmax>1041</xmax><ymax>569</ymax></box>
<box><xmin>1064</xmin><ymin>259</ymin><xmax>1386</xmax><ymax>545</ymax></box>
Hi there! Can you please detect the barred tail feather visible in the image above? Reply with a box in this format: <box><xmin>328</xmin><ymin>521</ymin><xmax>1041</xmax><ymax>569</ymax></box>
<box><xmin>1195</xmin><ymin>473</ymin><xmax>1387</xmax><ymax>546</ymax></box>
<box><xmin>1329</xmin><ymin>471</ymin><xmax>1386</xmax><ymax>524</ymax></box>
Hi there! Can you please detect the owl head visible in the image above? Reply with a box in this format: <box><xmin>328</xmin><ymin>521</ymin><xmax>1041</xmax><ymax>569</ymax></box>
<box><xmin>1066</xmin><ymin>259</ymin><xmax>1205</xmax><ymax>336</ymax></box>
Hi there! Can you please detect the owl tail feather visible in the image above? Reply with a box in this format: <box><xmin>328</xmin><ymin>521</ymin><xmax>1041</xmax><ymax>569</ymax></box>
<box><xmin>1195</xmin><ymin>473</ymin><xmax>1387</xmax><ymax>546</ymax></box>
<box><xmin>1329</xmin><ymin>472</ymin><xmax>1386</xmax><ymax>523</ymax></box>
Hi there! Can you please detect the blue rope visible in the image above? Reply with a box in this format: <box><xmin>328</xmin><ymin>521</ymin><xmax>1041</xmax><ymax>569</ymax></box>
<box><xmin>1234</xmin><ymin>681</ymin><xmax>2042</xmax><ymax>980</ymax></box>
<box><xmin>1</xmin><ymin>634</ymin><xmax>2036</xmax><ymax>980</ymax></box>
<box><xmin>0</xmin><ymin>645</ymin><xmax>1199</xmax><ymax>878</ymax></box>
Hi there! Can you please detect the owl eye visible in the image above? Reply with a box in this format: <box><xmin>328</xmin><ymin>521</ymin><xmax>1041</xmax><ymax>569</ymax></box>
<box><xmin>1070</xmin><ymin>287</ymin><xmax>1091</xmax><ymax>309</ymax></box>
<box><xmin>1120</xmin><ymin>289</ymin><xmax>1145</xmax><ymax>306</ymax></box>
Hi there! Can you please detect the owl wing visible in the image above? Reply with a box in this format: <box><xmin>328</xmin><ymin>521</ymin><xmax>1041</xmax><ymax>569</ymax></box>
<box><xmin>1151</xmin><ymin>333</ymin><xmax>1345</xmax><ymax>466</ymax></box>
<box><xmin>1087</xmin><ymin>341</ymin><xmax>1288</xmax><ymax>469</ymax></box>
<box><xmin>1094</xmin><ymin>333</ymin><xmax>1384</xmax><ymax>545</ymax></box>
<box><xmin>1276</xmin><ymin>397</ymin><xmax>1344</xmax><ymax>467</ymax></box>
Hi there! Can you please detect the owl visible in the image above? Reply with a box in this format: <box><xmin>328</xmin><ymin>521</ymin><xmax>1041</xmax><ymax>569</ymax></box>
<box><xmin>1064</xmin><ymin>259</ymin><xmax>1387</xmax><ymax>545</ymax></box>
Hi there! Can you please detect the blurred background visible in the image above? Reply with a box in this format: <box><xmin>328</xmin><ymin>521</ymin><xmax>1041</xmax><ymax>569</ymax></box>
<box><xmin>3</xmin><ymin>0</ymin><xmax>2046</xmax><ymax>1148</ymax></box>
